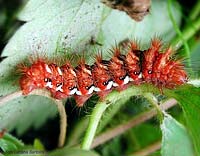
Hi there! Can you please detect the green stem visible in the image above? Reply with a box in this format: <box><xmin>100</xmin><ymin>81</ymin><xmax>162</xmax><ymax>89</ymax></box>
<box><xmin>189</xmin><ymin>0</ymin><xmax>200</xmax><ymax>20</ymax></box>
<box><xmin>171</xmin><ymin>16</ymin><xmax>200</xmax><ymax>49</ymax></box>
<box><xmin>167</xmin><ymin>0</ymin><xmax>191</xmax><ymax>66</ymax></box>
<box><xmin>143</xmin><ymin>93</ymin><xmax>163</xmax><ymax>122</ymax></box>
<box><xmin>81</xmin><ymin>86</ymin><xmax>143</xmax><ymax>150</ymax></box>
<box><xmin>91</xmin><ymin>98</ymin><xmax>177</xmax><ymax>148</ymax></box>
<box><xmin>81</xmin><ymin>102</ymin><xmax>109</xmax><ymax>150</ymax></box>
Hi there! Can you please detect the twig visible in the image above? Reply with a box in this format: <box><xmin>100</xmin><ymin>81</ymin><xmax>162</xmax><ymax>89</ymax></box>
<box><xmin>130</xmin><ymin>141</ymin><xmax>161</xmax><ymax>156</ymax></box>
<box><xmin>91</xmin><ymin>98</ymin><xmax>177</xmax><ymax>148</ymax></box>
<box><xmin>0</xmin><ymin>89</ymin><xmax>67</xmax><ymax>147</ymax></box>
<box><xmin>55</xmin><ymin>99</ymin><xmax>67</xmax><ymax>147</ymax></box>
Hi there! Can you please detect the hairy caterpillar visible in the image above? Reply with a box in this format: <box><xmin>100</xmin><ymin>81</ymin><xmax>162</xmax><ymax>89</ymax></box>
<box><xmin>19</xmin><ymin>39</ymin><xmax>188</xmax><ymax>106</ymax></box>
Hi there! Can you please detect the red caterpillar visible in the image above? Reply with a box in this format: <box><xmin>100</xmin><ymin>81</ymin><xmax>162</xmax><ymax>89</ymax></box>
<box><xmin>19</xmin><ymin>39</ymin><xmax>188</xmax><ymax>106</ymax></box>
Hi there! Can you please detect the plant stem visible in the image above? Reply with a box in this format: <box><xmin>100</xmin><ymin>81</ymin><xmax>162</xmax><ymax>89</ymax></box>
<box><xmin>189</xmin><ymin>0</ymin><xmax>200</xmax><ymax>20</ymax></box>
<box><xmin>81</xmin><ymin>92</ymin><xmax>134</xmax><ymax>150</ymax></box>
<box><xmin>143</xmin><ymin>93</ymin><xmax>163</xmax><ymax>122</ymax></box>
<box><xmin>30</xmin><ymin>90</ymin><xmax>67</xmax><ymax>147</ymax></box>
<box><xmin>81</xmin><ymin>86</ymin><xmax>142</xmax><ymax>150</ymax></box>
<box><xmin>129</xmin><ymin>141</ymin><xmax>161</xmax><ymax>156</ymax></box>
<box><xmin>55</xmin><ymin>100</ymin><xmax>67</xmax><ymax>147</ymax></box>
<box><xmin>81</xmin><ymin>102</ymin><xmax>109</xmax><ymax>150</ymax></box>
<box><xmin>80</xmin><ymin>87</ymin><xmax>141</xmax><ymax>150</ymax></box>
<box><xmin>167</xmin><ymin>0</ymin><xmax>191</xmax><ymax>67</ymax></box>
<box><xmin>0</xmin><ymin>89</ymin><xmax>67</xmax><ymax>148</ymax></box>
<box><xmin>91</xmin><ymin>98</ymin><xmax>177</xmax><ymax>148</ymax></box>
<box><xmin>171</xmin><ymin>16</ymin><xmax>200</xmax><ymax>49</ymax></box>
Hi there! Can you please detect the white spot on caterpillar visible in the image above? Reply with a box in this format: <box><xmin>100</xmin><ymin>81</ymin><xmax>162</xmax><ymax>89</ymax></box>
<box><xmin>123</xmin><ymin>76</ymin><xmax>129</xmax><ymax>85</ymax></box>
<box><xmin>45</xmin><ymin>82</ymin><xmax>53</xmax><ymax>88</ymax></box>
<box><xmin>113</xmin><ymin>82</ymin><xmax>119</xmax><ymax>87</ymax></box>
<box><xmin>69</xmin><ymin>88</ymin><xmax>77</xmax><ymax>95</ymax></box>
<box><xmin>84</xmin><ymin>68</ymin><xmax>91</xmax><ymax>75</ymax></box>
<box><xmin>56</xmin><ymin>84</ymin><xmax>63</xmax><ymax>92</ymax></box>
<box><xmin>87</xmin><ymin>86</ymin><xmax>95</xmax><ymax>95</ymax></box>
<box><xmin>45</xmin><ymin>64</ymin><xmax>52</xmax><ymax>73</ymax></box>
<box><xmin>94</xmin><ymin>87</ymin><xmax>101</xmax><ymax>92</ymax></box>
<box><xmin>57</xmin><ymin>67</ymin><xmax>63</xmax><ymax>75</ymax></box>
<box><xmin>129</xmin><ymin>77</ymin><xmax>134</xmax><ymax>81</ymax></box>
<box><xmin>71</xmin><ymin>69</ymin><xmax>76</xmax><ymax>77</ymax></box>
<box><xmin>106</xmin><ymin>81</ymin><xmax>113</xmax><ymax>90</ymax></box>
<box><xmin>138</xmin><ymin>72</ymin><xmax>142</xmax><ymax>78</ymax></box>
<box><xmin>76</xmin><ymin>90</ymin><xmax>82</xmax><ymax>95</ymax></box>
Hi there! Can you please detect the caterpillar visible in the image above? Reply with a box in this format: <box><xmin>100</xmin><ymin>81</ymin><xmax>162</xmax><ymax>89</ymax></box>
<box><xmin>19</xmin><ymin>39</ymin><xmax>188</xmax><ymax>106</ymax></box>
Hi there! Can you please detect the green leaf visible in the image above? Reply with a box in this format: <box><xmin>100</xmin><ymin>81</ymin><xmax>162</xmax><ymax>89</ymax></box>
<box><xmin>0</xmin><ymin>95</ymin><xmax>57</xmax><ymax>135</ymax></box>
<box><xmin>0</xmin><ymin>133</ymin><xmax>24</xmax><ymax>152</ymax></box>
<box><xmin>161</xmin><ymin>113</ymin><xmax>194</xmax><ymax>156</ymax></box>
<box><xmin>49</xmin><ymin>147</ymin><xmax>99</xmax><ymax>156</ymax></box>
<box><xmin>166</xmin><ymin>85</ymin><xmax>200</xmax><ymax>155</ymax></box>
<box><xmin>0</xmin><ymin>0</ymin><xmax>181</xmax><ymax>134</ymax></box>
<box><xmin>0</xmin><ymin>133</ymin><xmax>47</xmax><ymax>156</ymax></box>
<box><xmin>33</xmin><ymin>139</ymin><xmax>45</xmax><ymax>150</ymax></box>
<box><xmin>0</xmin><ymin>139</ymin><xmax>18</xmax><ymax>152</ymax></box>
